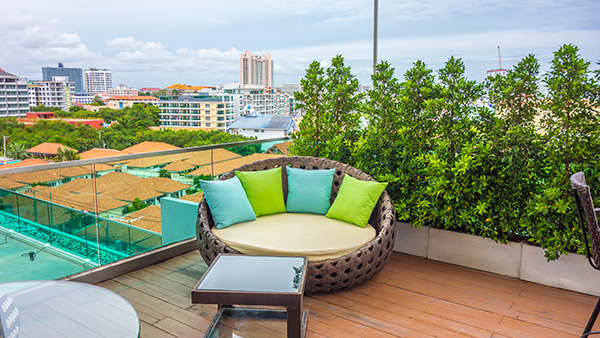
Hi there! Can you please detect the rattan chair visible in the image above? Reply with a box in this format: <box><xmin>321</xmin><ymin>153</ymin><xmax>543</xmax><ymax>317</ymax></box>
<box><xmin>571</xmin><ymin>172</ymin><xmax>600</xmax><ymax>337</ymax></box>
<box><xmin>197</xmin><ymin>156</ymin><xmax>396</xmax><ymax>294</ymax></box>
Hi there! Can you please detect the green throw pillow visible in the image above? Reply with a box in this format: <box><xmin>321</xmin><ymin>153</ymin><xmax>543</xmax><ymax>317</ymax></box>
<box><xmin>235</xmin><ymin>167</ymin><xmax>286</xmax><ymax>217</ymax></box>
<box><xmin>199</xmin><ymin>176</ymin><xmax>256</xmax><ymax>229</ymax></box>
<box><xmin>286</xmin><ymin>166</ymin><xmax>334</xmax><ymax>215</ymax></box>
<box><xmin>326</xmin><ymin>175</ymin><xmax>387</xmax><ymax>227</ymax></box>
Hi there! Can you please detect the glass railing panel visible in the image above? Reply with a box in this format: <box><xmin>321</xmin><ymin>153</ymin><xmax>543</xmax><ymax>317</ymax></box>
<box><xmin>0</xmin><ymin>137</ymin><xmax>291</xmax><ymax>282</ymax></box>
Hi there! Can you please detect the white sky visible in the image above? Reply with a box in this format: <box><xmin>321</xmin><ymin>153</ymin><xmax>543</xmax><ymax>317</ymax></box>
<box><xmin>1</xmin><ymin>0</ymin><xmax>599</xmax><ymax>89</ymax></box>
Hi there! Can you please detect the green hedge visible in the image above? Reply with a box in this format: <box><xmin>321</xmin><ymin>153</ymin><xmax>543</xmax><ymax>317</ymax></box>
<box><xmin>291</xmin><ymin>45</ymin><xmax>600</xmax><ymax>260</ymax></box>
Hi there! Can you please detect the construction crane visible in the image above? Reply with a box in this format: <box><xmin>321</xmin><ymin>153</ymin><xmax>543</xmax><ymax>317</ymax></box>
<box><xmin>487</xmin><ymin>46</ymin><xmax>508</xmax><ymax>77</ymax></box>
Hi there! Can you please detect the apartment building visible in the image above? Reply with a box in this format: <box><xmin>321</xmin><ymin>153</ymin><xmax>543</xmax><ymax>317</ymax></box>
<box><xmin>0</xmin><ymin>67</ymin><xmax>30</xmax><ymax>117</ymax></box>
<box><xmin>84</xmin><ymin>68</ymin><xmax>113</xmax><ymax>94</ymax></box>
<box><xmin>242</xmin><ymin>91</ymin><xmax>294</xmax><ymax>115</ymax></box>
<box><xmin>108</xmin><ymin>85</ymin><xmax>138</xmax><ymax>97</ymax></box>
<box><xmin>158</xmin><ymin>94</ymin><xmax>235</xmax><ymax>132</ymax></box>
<box><xmin>240</xmin><ymin>50</ymin><xmax>273</xmax><ymax>89</ymax></box>
<box><xmin>28</xmin><ymin>77</ymin><xmax>71</xmax><ymax>111</ymax></box>
<box><xmin>42</xmin><ymin>63</ymin><xmax>85</xmax><ymax>93</ymax></box>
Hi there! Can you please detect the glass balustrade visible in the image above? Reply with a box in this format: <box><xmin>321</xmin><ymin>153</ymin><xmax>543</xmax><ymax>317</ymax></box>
<box><xmin>0</xmin><ymin>137</ymin><xmax>290</xmax><ymax>282</ymax></box>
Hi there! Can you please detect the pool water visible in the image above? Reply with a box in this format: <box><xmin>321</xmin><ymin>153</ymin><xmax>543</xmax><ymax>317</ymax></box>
<box><xmin>0</xmin><ymin>230</ymin><xmax>95</xmax><ymax>282</ymax></box>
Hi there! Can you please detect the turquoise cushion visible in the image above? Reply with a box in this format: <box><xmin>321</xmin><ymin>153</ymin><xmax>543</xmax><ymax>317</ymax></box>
<box><xmin>326</xmin><ymin>175</ymin><xmax>387</xmax><ymax>227</ymax></box>
<box><xmin>286</xmin><ymin>166</ymin><xmax>334</xmax><ymax>215</ymax></box>
<box><xmin>235</xmin><ymin>167</ymin><xmax>286</xmax><ymax>217</ymax></box>
<box><xmin>199</xmin><ymin>176</ymin><xmax>256</xmax><ymax>229</ymax></box>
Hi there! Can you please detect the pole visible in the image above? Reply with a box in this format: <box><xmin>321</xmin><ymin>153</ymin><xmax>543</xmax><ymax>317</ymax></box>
<box><xmin>373</xmin><ymin>0</ymin><xmax>378</xmax><ymax>73</ymax></box>
<box><xmin>3</xmin><ymin>136</ymin><xmax>7</xmax><ymax>164</ymax></box>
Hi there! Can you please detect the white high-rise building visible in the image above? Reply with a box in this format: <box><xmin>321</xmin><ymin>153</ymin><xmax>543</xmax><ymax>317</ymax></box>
<box><xmin>240</xmin><ymin>50</ymin><xmax>273</xmax><ymax>89</ymax></box>
<box><xmin>28</xmin><ymin>77</ymin><xmax>71</xmax><ymax>111</ymax></box>
<box><xmin>84</xmin><ymin>68</ymin><xmax>113</xmax><ymax>94</ymax></box>
<box><xmin>0</xmin><ymin>67</ymin><xmax>30</xmax><ymax>117</ymax></box>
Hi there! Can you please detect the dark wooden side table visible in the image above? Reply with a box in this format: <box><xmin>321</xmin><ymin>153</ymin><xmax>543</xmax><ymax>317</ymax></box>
<box><xmin>191</xmin><ymin>254</ymin><xmax>309</xmax><ymax>338</ymax></box>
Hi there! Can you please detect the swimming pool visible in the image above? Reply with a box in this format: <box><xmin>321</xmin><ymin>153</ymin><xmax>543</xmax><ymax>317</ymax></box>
<box><xmin>0</xmin><ymin>227</ymin><xmax>97</xmax><ymax>282</ymax></box>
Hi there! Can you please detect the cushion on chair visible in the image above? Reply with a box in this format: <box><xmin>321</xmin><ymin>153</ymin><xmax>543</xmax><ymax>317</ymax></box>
<box><xmin>235</xmin><ymin>167</ymin><xmax>286</xmax><ymax>217</ymax></box>
<box><xmin>285</xmin><ymin>166</ymin><xmax>335</xmax><ymax>215</ymax></box>
<box><xmin>198</xmin><ymin>176</ymin><xmax>256</xmax><ymax>229</ymax></box>
<box><xmin>211</xmin><ymin>213</ymin><xmax>376</xmax><ymax>261</ymax></box>
<box><xmin>326</xmin><ymin>175</ymin><xmax>388</xmax><ymax>227</ymax></box>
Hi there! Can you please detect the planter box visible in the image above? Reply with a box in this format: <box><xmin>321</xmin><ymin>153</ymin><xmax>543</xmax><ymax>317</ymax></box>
<box><xmin>428</xmin><ymin>228</ymin><xmax>522</xmax><ymax>278</ymax></box>
<box><xmin>521</xmin><ymin>244</ymin><xmax>600</xmax><ymax>297</ymax></box>
<box><xmin>393</xmin><ymin>221</ymin><xmax>429</xmax><ymax>258</ymax></box>
<box><xmin>393</xmin><ymin>222</ymin><xmax>600</xmax><ymax>297</ymax></box>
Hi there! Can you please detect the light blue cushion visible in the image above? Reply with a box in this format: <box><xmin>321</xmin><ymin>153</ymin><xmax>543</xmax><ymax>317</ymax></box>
<box><xmin>199</xmin><ymin>176</ymin><xmax>256</xmax><ymax>229</ymax></box>
<box><xmin>286</xmin><ymin>166</ymin><xmax>335</xmax><ymax>215</ymax></box>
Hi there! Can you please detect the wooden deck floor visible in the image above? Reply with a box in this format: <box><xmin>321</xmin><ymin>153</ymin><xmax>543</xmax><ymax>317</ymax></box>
<box><xmin>98</xmin><ymin>250</ymin><xmax>600</xmax><ymax>338</ymax></box>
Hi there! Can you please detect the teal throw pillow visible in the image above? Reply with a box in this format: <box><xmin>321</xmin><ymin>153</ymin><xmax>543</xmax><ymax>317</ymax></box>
<box><xmin>326</xmin><ymin>175</ymin><xmax>387</xmax><ymax>227</ymax></box>
<box><xmin>286</xmin><ymin>166</ymin><xmax>334</xmax><ymax>215</ymax></box>
<box><xmin>235</xmin><ymin>167</ymin><xmax>286</xmax><ymax>217</ymax></box>
<box><xmin>199</xmin><ymin>176</ymin><xmax>256</xmax><ymax>229</ymax></box>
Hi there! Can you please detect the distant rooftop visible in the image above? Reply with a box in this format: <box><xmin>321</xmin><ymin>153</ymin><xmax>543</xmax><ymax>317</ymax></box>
<box><xmin>227</xmin><ymin>115</ymin><xmax>296</xmax><ymax>132</ymax></box>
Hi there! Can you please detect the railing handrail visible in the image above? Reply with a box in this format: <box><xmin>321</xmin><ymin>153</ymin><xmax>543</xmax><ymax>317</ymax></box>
<box><xmin>0</xmin><ymin>136</ymin><xmax>291</xmax><ymax>175</ymax></box>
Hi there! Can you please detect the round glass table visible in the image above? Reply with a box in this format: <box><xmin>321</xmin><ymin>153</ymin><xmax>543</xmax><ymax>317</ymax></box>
<box><xmin>0</xmin><ymin>280</ymin><xmax>139</xmax><ymax>338</ymax></box>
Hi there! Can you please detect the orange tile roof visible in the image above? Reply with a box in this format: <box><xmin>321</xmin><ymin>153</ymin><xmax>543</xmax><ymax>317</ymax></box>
<box><xmin>184</xmin><ymin>149</ymin><xmax>241</xmax><ymax>166</ymax></box>
<box><xmin>121</xmin><ymin>141</ymin><xmax>180</xmax><ymax>154</ymax></box>
<box><xmin>0</xmin><ymin>159</ymin><xmax>51</xmax><ymax>169</ymax></box>
<box><xmin>179</xmin><ymin>192</ymin><xmax>204</xmax><ymax>203</ymax></box>
<box><xmin>23</xmin><ymin>189</ymin><xmax>129</xmax><ymax>213</ymax></box>
<box><xmin>141</xmin><ymin>177</ymin><xmax>190</xmax><ymax>194</ymax></box>
<box><xmin>123</xmin><ymin>152</ymin><xmax>191</xmax><ymax>168</ymax></box>
<box><xmin>166</xmin><ymin>84</ymin><xmax>217</xmax><ymax>90</ymax></box>
<box><xmin>2</xmin><ymin>170</ymin><xmax>63</xmax><ymax>185</ymax></box>
<box><xmin>187</xmin><ymin>153</ymin><xmax>284</xmax><ymax>177</ymax></box>
<box><xmin>107</xmin><ymin>96</ymin><xmax>158</xmax><ymax>101</ymax></box>
<box><xmin>162</xmin><ymin>160</ymin><xmax>195</xmax><ymax>172</ymax></box>
<box><xmin>27</xmin><ymin>142</ymin><xmax>77</xmax><ymax>155</ymax></box>
<box><xmin>266</xmin><ymin>141</ymin><xmax>293</xmax><ymax>156</ymax></box>
<box><xmin>100</xmin><ymin>184</ymin><xmax>163</xmax><ymax>203</ymax></box>
<box><xmin>0</xmin><ymin>177</ymin><xmax>25</xmax><ymax>190</ymax></box>
<box><xmin>117</xmin><ymin>205</ymin><xmax>162</xmax><ymax>233</ymax></box>
<box><xmin>78</xmin><ymin>148</ymin><xmax>126</xmax><ymax>160</ymax></box>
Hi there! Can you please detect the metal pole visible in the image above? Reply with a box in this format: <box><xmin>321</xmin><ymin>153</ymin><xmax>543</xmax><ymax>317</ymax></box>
<box><xmin>373</xmin><ymin>0</ymin><xmax>378</xmax><ymax>72</ymax></box>
<box><xmin>92</xmin><ymin>164</ymin><xmax>102</xmax><ymax>265</ymax></box>
<box><xmin>3</xmin><ymin>135</ymin><xmax>7</xmax><ymax>164</ymax></box>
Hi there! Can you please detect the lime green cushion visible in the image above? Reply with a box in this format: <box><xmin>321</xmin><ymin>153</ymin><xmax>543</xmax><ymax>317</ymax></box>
<box><xmin>235</xmin><ymin>167</ymin><xmax>286</xmax><ymax>217</ymax></box>
<box><xmin>199</xmin><ymin>176</ymin><xmax>256</xmax><ymax>229</ymax></box>
<box><xmin>286</xmin><ymin>166</ymin><xmax>334</xmax><ymax>215</ymax></box>
<box><xmin>326</xmin><ymin>175</ymin><xmax>387</xmax><ymax>227</ymax></box>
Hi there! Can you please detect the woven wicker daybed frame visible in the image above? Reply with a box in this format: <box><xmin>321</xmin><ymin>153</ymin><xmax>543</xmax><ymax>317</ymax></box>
<box><xmin>196</xmin><ymin>156</ymin><xmax>396</xmax><ymax>294</ymax></box>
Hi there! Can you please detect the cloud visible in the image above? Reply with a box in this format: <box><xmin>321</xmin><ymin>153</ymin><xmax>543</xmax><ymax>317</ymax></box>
<box><xmin>106</xmin><ymin>37</ymin><xmax>144</xmax><ymax>50</ymax></box>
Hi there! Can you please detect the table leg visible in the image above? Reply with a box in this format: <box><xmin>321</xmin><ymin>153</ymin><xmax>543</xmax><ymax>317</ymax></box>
<box><xmin>287</xmin><ymin>306</ymin><xmax>302</xmax><ymax>338</ymax></box>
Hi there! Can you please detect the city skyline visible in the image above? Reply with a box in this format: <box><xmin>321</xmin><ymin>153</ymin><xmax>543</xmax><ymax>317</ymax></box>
<box><xmin>1</xmin><ymin>0</ymin><xmax>599</xmax><ymax>89</ymax></box>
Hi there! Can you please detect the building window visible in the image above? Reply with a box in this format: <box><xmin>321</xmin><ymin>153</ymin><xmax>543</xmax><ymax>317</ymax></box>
<box><xmin>206</xmin><ymin>123</ymin><xmax>211</xmax><ymax>127</ymax></box>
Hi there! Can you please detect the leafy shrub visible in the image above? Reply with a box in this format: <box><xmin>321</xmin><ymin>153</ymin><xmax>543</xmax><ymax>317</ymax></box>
<box><xmin>292</xmin><ymin>44</ymin><xmax>600</xmax><ymax>260</ymax></box>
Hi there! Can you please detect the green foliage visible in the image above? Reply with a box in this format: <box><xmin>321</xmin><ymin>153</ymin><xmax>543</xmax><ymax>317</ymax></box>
<box><xmin>92</xmin><ymin>96</ymin><xmax>105</xmax><ymax>106</ymax></box>
<box><xmin>291</xmin><ymin>55</ymin><xmax>362</xmax><ymax>163</ymax></box>
<box><xmin>56</xmin><ymin>147</ymin><xmax>81</xmax><ymax>162</ymax></box>
<box><xmin>31</xmin><ymin>105</ymin><xmax>61</xmax><ymax>112</ymax></box>
<box><xmin>6</xmin><ymin>141</ymin><xmax>29</xmax><ymax>160</ymax></box>
<box><xmin>124</xmin><ymin>197</ymin><xmax>147</xmax><ymax>214</ymax></box>
<box><xmin>0</xmin><ymin>104</ymin><xmax>256</xmax><ymax>155</ymax></box>
<box><xmin>293</xmin><ymin>44</ymin><xmax>600</xmax><ymax>260</ymax></box>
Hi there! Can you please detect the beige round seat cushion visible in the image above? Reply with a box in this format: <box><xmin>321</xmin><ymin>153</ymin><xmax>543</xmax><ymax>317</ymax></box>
<box><xmin>212</xmin><ymin>213</ymin><xmax>376</xmax><ymax>262</ymax></box>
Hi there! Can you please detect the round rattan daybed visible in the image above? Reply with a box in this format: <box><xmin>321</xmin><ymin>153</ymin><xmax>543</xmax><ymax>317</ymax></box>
<box><xmin>196</xmin><ymin>156</ymin><xmax>396</xmax><ymax>294</ymax></box>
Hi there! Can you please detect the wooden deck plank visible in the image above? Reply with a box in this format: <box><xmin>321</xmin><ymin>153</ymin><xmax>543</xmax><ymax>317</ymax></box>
<box><xmin>97</xmin><ymin>252</ymin><xmax>598</xmax><ymax>338</ymax></box>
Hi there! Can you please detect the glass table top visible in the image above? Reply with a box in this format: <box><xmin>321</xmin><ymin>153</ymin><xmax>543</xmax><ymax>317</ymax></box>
<box><xmin>0</xmin><ymin>280</ymin><xmax>139</xmax><ymax>338</ymax></box>
<box><xmin>197</xmin><ymin>255</ymin><xmax>307</xmax><ymax>293</ymax></box>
